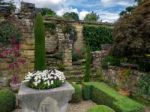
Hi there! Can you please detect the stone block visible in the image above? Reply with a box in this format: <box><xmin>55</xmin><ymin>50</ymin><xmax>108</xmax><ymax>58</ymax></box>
<box><xmin>21</xmin><ymin>44</ymin><xmax>34</xmax><ymax>50</ymax></box>
<box><xmin>21</xmin><ymin>50</ymin><xmax>34</xmax><ymax>57</ymax></box>
<box><xmin>18</xmin><ymin>82</ymin><xmax>74</xmax><ymax>112</ymax></box>
<box><xmin>0</xmin><ymin>63</ymin><xmax>8</xmax><ymax>69</ymax></box>
<box><xmin>25</xmin><ymin>38</ymin><xmax>35</xmax><ymax>45</ymax></box>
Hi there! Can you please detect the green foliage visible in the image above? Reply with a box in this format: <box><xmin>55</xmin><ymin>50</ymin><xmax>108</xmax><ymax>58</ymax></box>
<box><xmin>44</xmin><ymin>22</ymin><xmax>56</xmax><ymax>35</ymax></box>
<box><xmin>70</xmin><ymin>84</ymin><xmax>82</xmax><ymax>103</ymax></box>
<box><xmin>34</xmin><ymin>13</ymin><xmax>46</xmax><ymax>71</ymax></box>
<box><xmin>82</xmin><ymin>83</ymin><xmax>92</xmax><ymax>100</ymax></box>
<box><xmin>57</xmin><ymin>63</ymin><xmax>65</xmax><ymax>71</ymax></box>
<box><xmin>84</xmin><ymin>45</ymin><xmax>92</xmax><ymax>82</ymax></box>
<box><xmin>95</xmin><ymin>67</ymin><xmax>104</xmax><ymax>81</ymax></box>
<box><xmin>0</xmin><ymin>0</ymin><xmax>16</xmax><ymax>12</ymax></box>
<box><xmin>28</xmin><ymin>79</ymin><xmax>63</xmax><ymax>90</ymax></box>
<box><xmin>0</xmin><ymin>89</ymin><xmax>16</xmax><ymax>112</ymax></box>
<box><xmin>101</xmin><ymin>56</ymin><xmax>121</xmax><ymax>69</ymax></box>
<box><xmin>63</xmin><ymin>12</ymin><xmax>79</xmax><ymax>21</ymax></box>
<box><xmin>137</xmin><ymin>73</ymin><xmax>150</xmax><ymax>97</ymax></box>
<box><xmin>0</xmin><ymin>21</ymin><xmax>21</xmax><ymax>44</ymax></box>
<box><xmin>40</xmin><ymin>8</ymin><xmax>56</xmax><ymax>17</ymax></box>
<box><xmin>112</xmin><ymin>1</ymin><xmax>150</xmax><ymax>68</ymax></box>
<box><xmin>119</xmin><ymin>6</ymin><xmax>135</xmax><ymax>16</ymax></box>
<box><xmin>84</xmin><ymin>11</ymin><xmax>99</xmax><ymax>22</ymax></box>
<box><xmin>87</xmin><ymin>105</ymin><xmax>115</xmax><ymax>112</ymax></box>
<box><xmin>83</xmin><ymin>25</ymin><xmax>113</xmax><ymax>51</ymax></box>
<box><xmin>83</xmin><ymin>82</ymin><xmax>144</xmax><ymax>112</ymax></box>
<box><xmin>138</xmin><ymin>56</ymin><xmax>150</xmax><ymax>72</ymax></box>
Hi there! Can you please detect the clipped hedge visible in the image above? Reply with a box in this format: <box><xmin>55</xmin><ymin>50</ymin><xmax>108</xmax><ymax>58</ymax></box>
<box><xmin>87</xmin><ymin>105</ymin><xmax>115</xmax><ymax>112</ymax></box>
<box><xmin>82</xmin><ymin>83</ymin><xmax>92</xmax><ymax>100</ymax></box>
<box><xmin>83</xmin><ymin>25</ymin><xmax>113</xmax><ymax>51</ymax></box>
<box><xmin>83</xmin><ymin>82</ymin><xmax>144</xmax><ymax>112</ymax></box>
<box><xmin>70</xmin><ymin>84</ymin><xmax>82</xmax><ymax>103</ymax></box>
<box><xmin>0</xmin><ymin>89</ymin><xmax>16</xmax><ymax>112</ymax></box>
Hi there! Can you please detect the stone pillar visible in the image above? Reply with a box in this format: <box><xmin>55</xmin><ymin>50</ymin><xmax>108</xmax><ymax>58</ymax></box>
<box><xmin>73</xmin><ymin>24</ymin><xmax>84</xmax><ymax>50</ymax></box>
<box><xmin>63</xmin><ymin>39</ymin><xmax>72</xmax><ymax>68</ymax></box>
<box><xmin>56</xmin><ymin>25</ymin><xmax>65</xmax><ymax>53</ymax></box>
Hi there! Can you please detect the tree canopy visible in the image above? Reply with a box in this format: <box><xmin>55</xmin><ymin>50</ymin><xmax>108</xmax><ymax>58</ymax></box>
<box><xmin>63</xmin><ymin>12</ymin><xmax>79</xmax><ymax>21</ymax></box>
<box><xmin>112</xmin><ymin>0</ymin><xmax>150</xmax><ymax>66</ymax></box>
<box><xmin>40</xmin><ymin>8</ymin><xmax>56</xmax><ymax>17</ymax></box>
<box><xmin>84</xmin><ymin>11</ymin><xmax>99</xmax><ymax>22</ymax></box>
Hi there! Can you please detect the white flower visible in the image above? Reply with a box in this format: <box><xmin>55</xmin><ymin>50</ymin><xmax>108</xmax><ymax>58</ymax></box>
<box><xmin>23</xmin><ymin>69</ymin><xmax>66</xmax><ymax>88</ymax></box>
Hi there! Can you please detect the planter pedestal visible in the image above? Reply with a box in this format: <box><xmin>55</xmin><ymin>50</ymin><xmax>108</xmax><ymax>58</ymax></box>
<box><xmin>18</xmin><ymin>82</ymin><xmax>74</xmax><ymax>112</ymax></box>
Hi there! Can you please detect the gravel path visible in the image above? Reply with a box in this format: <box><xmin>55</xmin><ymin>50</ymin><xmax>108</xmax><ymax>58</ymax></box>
<box><xmin>145</xmin><ymin>107</ymin><xmax>150</xmax><ymax>112</ymax></box>
<box><xmin>67</xmin><ymin>101</ymin><xmax>96</xmax><ymax>112</ymax></box>
<box><xmin>13</xmin><ymin>101</ymin><xmax>96</xmax><ymax>112</ymax></box>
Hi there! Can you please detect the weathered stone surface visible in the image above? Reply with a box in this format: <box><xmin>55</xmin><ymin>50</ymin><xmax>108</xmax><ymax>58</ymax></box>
<box><xmin>18</xmin><ymin>82</ymin><xmax>74</xmax><ymax>112</ymax></box>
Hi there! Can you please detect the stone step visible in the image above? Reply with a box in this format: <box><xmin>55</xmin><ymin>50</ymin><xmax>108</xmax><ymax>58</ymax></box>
<box><xmin>73</xmin><ymin>59</ymin><xmax>86</xmax><ymax>65</ymax></box>
<box><xmin>69</xmin><ymin>70</ymin><xmax>83</xmax><ymax>75</ymax></box>
<box><xmin>66</xmin><ymin>75</ymin><xmax>84</xmax><ymax>81</ymax></box>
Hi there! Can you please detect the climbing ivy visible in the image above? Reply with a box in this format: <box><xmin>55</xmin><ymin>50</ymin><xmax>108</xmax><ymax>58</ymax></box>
<box><xmin>83</xmin><ymin>25</ymin><xmax>113</xmax><ymax>51</ymax></box>
<box><xmin>0</xmin><ymin>21</ymin><xmax>21</xmax><ymax>44</ymax></box>
<box><xmin>44</xmin><ymin>22</ymin><xmax>56</xmax><ymax>35</ymax></box>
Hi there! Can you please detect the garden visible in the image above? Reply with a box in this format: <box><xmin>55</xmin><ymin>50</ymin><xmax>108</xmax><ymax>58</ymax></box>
<box><xmin>0</xmin><ymin>0</ymin><xmax>150</xmax><ymax>112</ymax></box>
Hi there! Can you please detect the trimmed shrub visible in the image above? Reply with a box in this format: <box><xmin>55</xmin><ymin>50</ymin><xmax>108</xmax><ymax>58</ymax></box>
<box><xmin>0</xmin><ymin>89</ymin><xmax>16</xmax><ymax>112</ymax></box>
<box><xmin>84</xmin><ymin>45</ymin><xmax>92</xmax><ymax>82</ymax></box>
<box><xmin>34</xmin><ymin>13</ymin><xmax>46</xmax><ymax>71</ymax></box>
<box><xmin>87</xmin><ymin>105</ymin><xmax>115</xmax><ymax>112</ymax></box>
<box><xmin>83</xmin><ymin>82</ymin><xmax>144</xmax><ymax>112</ymax></box>
<box><xmin>70</xmin><ymin>84</ymin><xmax>82</xmax><ymax>103</ymax></box>
<box><xmin>83</xmin><ymin>25</ymin><xmax>113</xmax><ymax>51</ymax></box>
<box><xmin>82</xmin><ymin>83</ymin><xmax>92</xmax><ymax>100</ymax></box>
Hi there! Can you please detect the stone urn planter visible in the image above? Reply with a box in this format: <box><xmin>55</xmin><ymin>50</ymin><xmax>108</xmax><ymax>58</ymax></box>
<box><xmin>18</xmin><ymin>82</ymin><xmax>74</xmax><ymax>112</ymax></box>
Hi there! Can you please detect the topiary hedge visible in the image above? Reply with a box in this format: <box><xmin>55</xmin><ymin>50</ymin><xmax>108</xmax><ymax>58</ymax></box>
<box><xmin>0</xmin><ymin>89</ymin><xmax>16</xmax><ymax>112</ymax></box>
<box><xmin>87</xmin><ymin>105</ymin><xmax>115</xmax><ymax>112</ymax></box>
<box><xmin>83</xmin><ymin>25</ymin><xmax>113</xmax><ymax>51</ymax></box>
<box><xmin>70</xmin><ymin>84</ymin><xmax>82</xmax><ymax>103</ymax></box>
<box><xmin>82</xmin><ymin>82</ymin><xmax>144</xmax><ymax>112</ymax></box>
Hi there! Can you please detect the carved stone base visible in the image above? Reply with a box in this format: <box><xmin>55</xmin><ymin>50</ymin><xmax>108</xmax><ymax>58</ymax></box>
<box><xmin>18</xmin><ymin>82</ymin><xmax>74</xmax><ymax>112</ymax></box>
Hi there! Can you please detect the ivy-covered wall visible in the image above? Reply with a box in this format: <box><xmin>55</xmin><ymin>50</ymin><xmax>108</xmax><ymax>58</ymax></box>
<box><xmin>83</xmin><ymin>25</ymin><xmax>113</xmax><ymax>51</ymax></box>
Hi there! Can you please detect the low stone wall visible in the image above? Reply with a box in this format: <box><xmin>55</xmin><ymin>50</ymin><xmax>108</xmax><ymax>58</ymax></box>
<box><xmin>102</xmin><ymin>66</ymin><xmax>142</xmax><ymax>92</ymax></box>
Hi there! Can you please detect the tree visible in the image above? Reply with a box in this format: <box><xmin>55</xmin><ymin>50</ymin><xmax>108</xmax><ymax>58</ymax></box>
<box><xmin>119</xmin><ymin>0</ymin><xmax>145</xmax><ymax>16</ymax></box>
<box><xmin>63</xmin><ymin>12</ymin><xmax>79</xmax><ymax>21</ymax></box>
<box><xmin>0</xmin><ymin>0</ymin><xmax>16</xmax><ymax>12</ymax></box>
<box><xmin>34</xmin><ymin>13</ymin><xmax>46</xmax><ymax>71</ymax></box>
<box><xmin>84</xmin><ymin>11</ymin><xmax>99</xmax><ymax>22</ymax></box>
<box><xmin>112</xmin><ymin>0</ymin><xmax>150</xmax><ymax>71</ymax></box>
<box><xmin>40</xmin><ymin>8</ymin><xmax>56</xmax><ymax>17</ymax></box>
<box><xmin>119</xmin><ymin>6</ymin><xmax>135</xmax><ymax>16</ymax></box>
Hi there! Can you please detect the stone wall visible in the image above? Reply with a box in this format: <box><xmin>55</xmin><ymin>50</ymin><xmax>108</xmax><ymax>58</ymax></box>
<box><xmin>0</xmin><ymin>2</ymin><xmax>35</xmax><ymax>84</ymax></box>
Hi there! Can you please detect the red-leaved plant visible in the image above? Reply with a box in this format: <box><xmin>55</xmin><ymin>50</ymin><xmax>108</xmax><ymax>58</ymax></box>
<box><xmin>0</xmin><ymin>37</ymin><xmax>26</xmax><ymax>84</ymax></box>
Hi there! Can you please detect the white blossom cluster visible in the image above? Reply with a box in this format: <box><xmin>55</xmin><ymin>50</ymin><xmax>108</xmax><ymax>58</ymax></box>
<box><xmin>23</xmin><ymin>69</ymin><xmax>66</xmax><ymax>88</ymax></box>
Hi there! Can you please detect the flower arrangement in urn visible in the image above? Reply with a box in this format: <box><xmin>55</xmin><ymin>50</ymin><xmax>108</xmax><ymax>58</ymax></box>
<box><xmin>23</xmin><ymin>69</ymin><xmax>66</xmax><ymax>89</ymax></box>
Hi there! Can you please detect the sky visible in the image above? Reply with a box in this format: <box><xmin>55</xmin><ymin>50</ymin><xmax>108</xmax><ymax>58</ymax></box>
<box><xmin>11</xmin><ymin>0</ymin><xmax>135</xmax><ymax>23</ymax></box>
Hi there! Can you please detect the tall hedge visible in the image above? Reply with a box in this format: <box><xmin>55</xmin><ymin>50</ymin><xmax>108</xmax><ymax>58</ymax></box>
<box><xmin>84</xmin><ymin>44</ymin><xmax>92</xmax><ymax>82</ymax></box>
<box><xmin>83</xmin><ymin>25</ymin><xmax>113</xmax><ymax>51</ymax></box>
<box><xmin>34</xmin><ymin>13</ymin><xmax>46</xmax><ymax>70</ymax></box>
